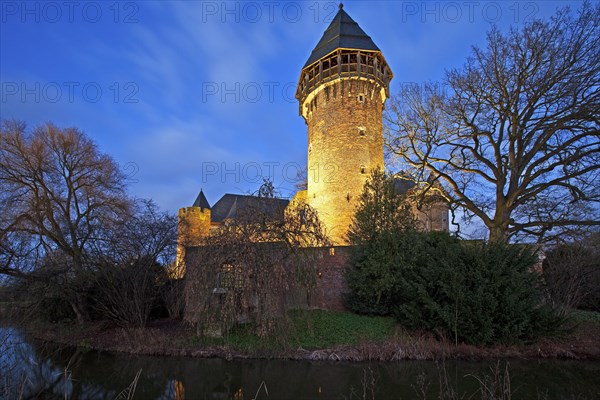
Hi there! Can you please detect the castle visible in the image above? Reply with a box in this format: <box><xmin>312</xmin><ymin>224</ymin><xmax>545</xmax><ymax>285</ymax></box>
<box><xmin>177</xmin><ymin>4</ymin><xmax>448</xmax><ymax>273</ymax></box>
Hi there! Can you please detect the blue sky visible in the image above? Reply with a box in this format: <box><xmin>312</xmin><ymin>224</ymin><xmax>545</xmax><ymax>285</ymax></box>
<box><xmin>0</xmin><ymin>0</ymin><xmax>580</xmax><ymax>213</ymax></box>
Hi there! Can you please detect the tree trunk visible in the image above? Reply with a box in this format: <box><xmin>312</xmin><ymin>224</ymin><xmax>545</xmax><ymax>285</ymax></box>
<box><xmin>70</xmin><ymin>296</ymin><xmax>89</xmax><ymax>325</ymax></box>
<box><xmin>488</xmin><ymin>225</ymin><xmax>509</xmax><ymax>244</ymax></box>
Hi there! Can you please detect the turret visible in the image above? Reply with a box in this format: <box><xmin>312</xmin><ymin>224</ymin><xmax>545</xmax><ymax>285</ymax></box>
<box><xmin>175</xmin><ymin>189</ymin><xmax>211</xmax><ymax>277</ymax></box>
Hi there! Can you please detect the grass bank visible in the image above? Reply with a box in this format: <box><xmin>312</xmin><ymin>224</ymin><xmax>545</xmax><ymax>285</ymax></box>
<box><xmin>8</xmin><ymin>309</ymin><xmax>600</xmax><ymax>361</ymax></box>
<box><xmin>182</xmin><ymin>310</ymin><xmax>400</xmax><ymax>355</ymax></box>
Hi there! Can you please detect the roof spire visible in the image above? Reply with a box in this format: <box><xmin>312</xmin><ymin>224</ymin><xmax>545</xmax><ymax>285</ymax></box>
<box><xmin>339</xmin><ymin>2</ymin><xmax>343</xmax><ymax>10</ymax></box>
<box><xmin>301</xmin><ymin>6</ymin><xmax>381</xmax><ymax>68</ymax></box>
<box><xmin>192</xmin><ymin>189</ymin><xmax>211</xmax><ymax>210</ymax></box>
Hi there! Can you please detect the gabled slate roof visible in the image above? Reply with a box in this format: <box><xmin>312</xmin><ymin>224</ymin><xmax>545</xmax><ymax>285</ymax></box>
<box><xmin>393</xmin><ymin>177</ymin><xmax>417</xmax><ymax>195</ymax></box>
<box><xmin>211</xmin><ymin>194</ymin><xmax>289</xmax><ymax>223</ymax></box>
<box><xmin>192</xmin><ymin>189</ymin><xmax>211</xmax><ymax>210</ymax></box>
<box><xmin>303</xmin><ymin>4</ymin><xmax>381</xmax><ymax>68</ymax></box>
<box><xmin>392</xmin><ymin>173</ymin><xmax>448</xmax><ymax>198</ymax></box>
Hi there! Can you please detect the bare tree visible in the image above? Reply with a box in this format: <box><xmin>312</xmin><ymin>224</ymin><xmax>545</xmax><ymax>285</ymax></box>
<box><xmin>184</xmin><ymin>180</ymin><xmax>330</xmax><ymax>337</ymax></box>
<box><xmin>385</xmin><ymin>2</ymin><xmax>600</xmax><ymax>243</ymax></box>
<box><xmin>87</xmin><ymin>200</ymin><xmax>178</xmax><ymax>327</ymax></box>
<box><xmin>0</xmin><ymin>120</ymin><xmax>130</xmax><ymax>321</ymax></box>
<box><xmin>90</xmin><ymin>199</ymin><xmax>177</xmax><ymax>268</ymax></box>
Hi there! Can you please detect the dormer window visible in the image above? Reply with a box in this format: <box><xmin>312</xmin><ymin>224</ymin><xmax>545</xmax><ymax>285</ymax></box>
<box><xmin>358</xmin><ymin>127</ymin><xmax>366</xmax><ymax>137</ymax></box>
<box><xmin>360</xmin><ymin>165</ymin><xmax>366</xmax><ymax>174</ymax></box>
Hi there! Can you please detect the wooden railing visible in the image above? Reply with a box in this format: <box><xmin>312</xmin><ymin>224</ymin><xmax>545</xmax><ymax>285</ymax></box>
<box><xmin>296</xmin><ymin>49</ymin><xmax>392</xmax><ymax>102</ymax></box>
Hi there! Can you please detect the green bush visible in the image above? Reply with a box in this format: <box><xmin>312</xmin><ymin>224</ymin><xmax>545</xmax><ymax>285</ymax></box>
<box><xmin>543</xmin><ymin>235</ymin><xmax>600</xmax><ymax>312</ymax></box>
<box><xmin>89</xmin><ymin>258</ymin><xmax>165</xmax><ymax>327</ymax></box>
<box><xmin>345</xmin><ymin>229</ymin><xmax>421</xmax><ymax>315</ymax></box>
<box><xmin>347</xmin><ymin>230</ymin><xmax>562</xmax><ymax>344</ymax></box>
<box><xmin>345</xmin><ymin>168</ymin><xmax>417</xmax><ymax>315</ymax></box>
<box><xmin>8</xmin><ymin>274</ymin><xmax>80</xmax><ymax>323</ymax></box>
<box><xmin>346</xmin><ymin>170</ymin><xmax>562</xmax><ymax>344</ymax></box>
<box><xmin>32</xmin><ymin>288</ymin><xmax>76</xmax><ymax>322</ymax></box>
<box><xmin>393</xmin><ymin>236</ymin><xmax>561</xmax><ymax>344</ymax></box>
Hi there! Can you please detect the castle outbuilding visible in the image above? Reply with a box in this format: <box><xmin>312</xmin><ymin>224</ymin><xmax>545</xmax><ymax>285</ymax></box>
<box><xmin>176</xmin><ymin>190</ymin><xmax>289</xmax><ymax>277</ymax></box>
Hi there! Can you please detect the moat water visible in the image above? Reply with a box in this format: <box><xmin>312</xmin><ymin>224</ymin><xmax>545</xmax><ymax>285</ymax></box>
<box><xmin>1</xmin><ymin>327</ymin><xmax>599</xmax><ymax>399</ymax></box>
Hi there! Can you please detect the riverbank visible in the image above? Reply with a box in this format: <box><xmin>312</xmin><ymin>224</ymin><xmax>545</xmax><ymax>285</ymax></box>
<box><xmin>9</xmin><ymin>309</ymin><xmax>600</xmax><ymax>362</ymax></box>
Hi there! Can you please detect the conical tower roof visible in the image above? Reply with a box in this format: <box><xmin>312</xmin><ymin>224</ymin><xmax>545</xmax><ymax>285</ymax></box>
<box><xmin>192</xmin><ymin>189</ymin><xmax>211</xmax><ymax>210</ymax></box>
<box><xmin>303</xmin><ymin>3</ymin><xmax>380</xmax><ymax>68</ymax></box>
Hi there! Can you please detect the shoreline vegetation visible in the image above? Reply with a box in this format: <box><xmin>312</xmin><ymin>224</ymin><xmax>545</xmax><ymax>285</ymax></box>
<box><xmin>5</xmin><ymin>308</ymin><xmax>600</xmax><ymax>362</ymax></box>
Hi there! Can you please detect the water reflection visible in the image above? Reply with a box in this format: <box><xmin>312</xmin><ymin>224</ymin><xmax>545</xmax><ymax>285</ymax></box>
<box><xmin>1</xmin><ymin>327</ymin><xmax>599</xmax><ymax>399</ymax></box>
<box><xmin>1</xmin><ymin>327</ymin><xmax>74</xmax><ymax>398</ymax></box>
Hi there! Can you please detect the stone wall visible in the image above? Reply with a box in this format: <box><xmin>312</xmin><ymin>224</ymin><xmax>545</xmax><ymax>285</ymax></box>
<box><xmin>283</xmin><ymin>246</ymin><xmax>350</xmax><ymax>311</ymax></box>
<box><xmin>415</xmin><ymin>201</ymin><xmax>450</xmax><ymax>233</ymax></box>
<box><xmin>183</xmin><ymin>245</ymin><xmax>351</xmax><ymax>323</ymax></box>
<box><xmin>307</xmin><ymin>246</ymin><xmax>349</xmax><ymax>311</ymax></box>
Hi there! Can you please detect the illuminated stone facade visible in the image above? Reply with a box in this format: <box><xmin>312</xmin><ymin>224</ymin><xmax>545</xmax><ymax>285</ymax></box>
<box><xmin>175</xmin><ymin>193</ymin><xmax>211</xmax><ymax>278</ymax></box>
<box><xmin>177</xmin><ymin>5</ymin><xmax>450</xmax><ymax>270</ymax></box>
<box><xmin>294</xmin><ymin>4</ymin><xmax>447</xmax><ymax>244</ymax></box>
<box><xmin>298</xmin><ymin>77</ymin><xmax>388</xmax><ymax>244</ymax></box>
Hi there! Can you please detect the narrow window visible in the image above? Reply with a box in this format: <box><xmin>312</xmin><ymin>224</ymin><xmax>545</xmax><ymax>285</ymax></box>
<box><xmin>358</xmin><ymin>128</ymin><xmax>366</xmax><ymax>137</ymax></box>
<box><xmin>360</xmin><ymin>165</ymin><xmax>366</xmax><ymax>174</ymax></box>
<box><xmin>357</xmin><ymin>94</ymin><xmax>365</xmax><ymax>102</ymax></box>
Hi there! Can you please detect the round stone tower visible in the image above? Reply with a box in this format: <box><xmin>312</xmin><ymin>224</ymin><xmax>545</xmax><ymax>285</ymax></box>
<box><xmin>296</xmin><ymin>4</ymin><xmax>393</xmax><ymax>244</ymax></box>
